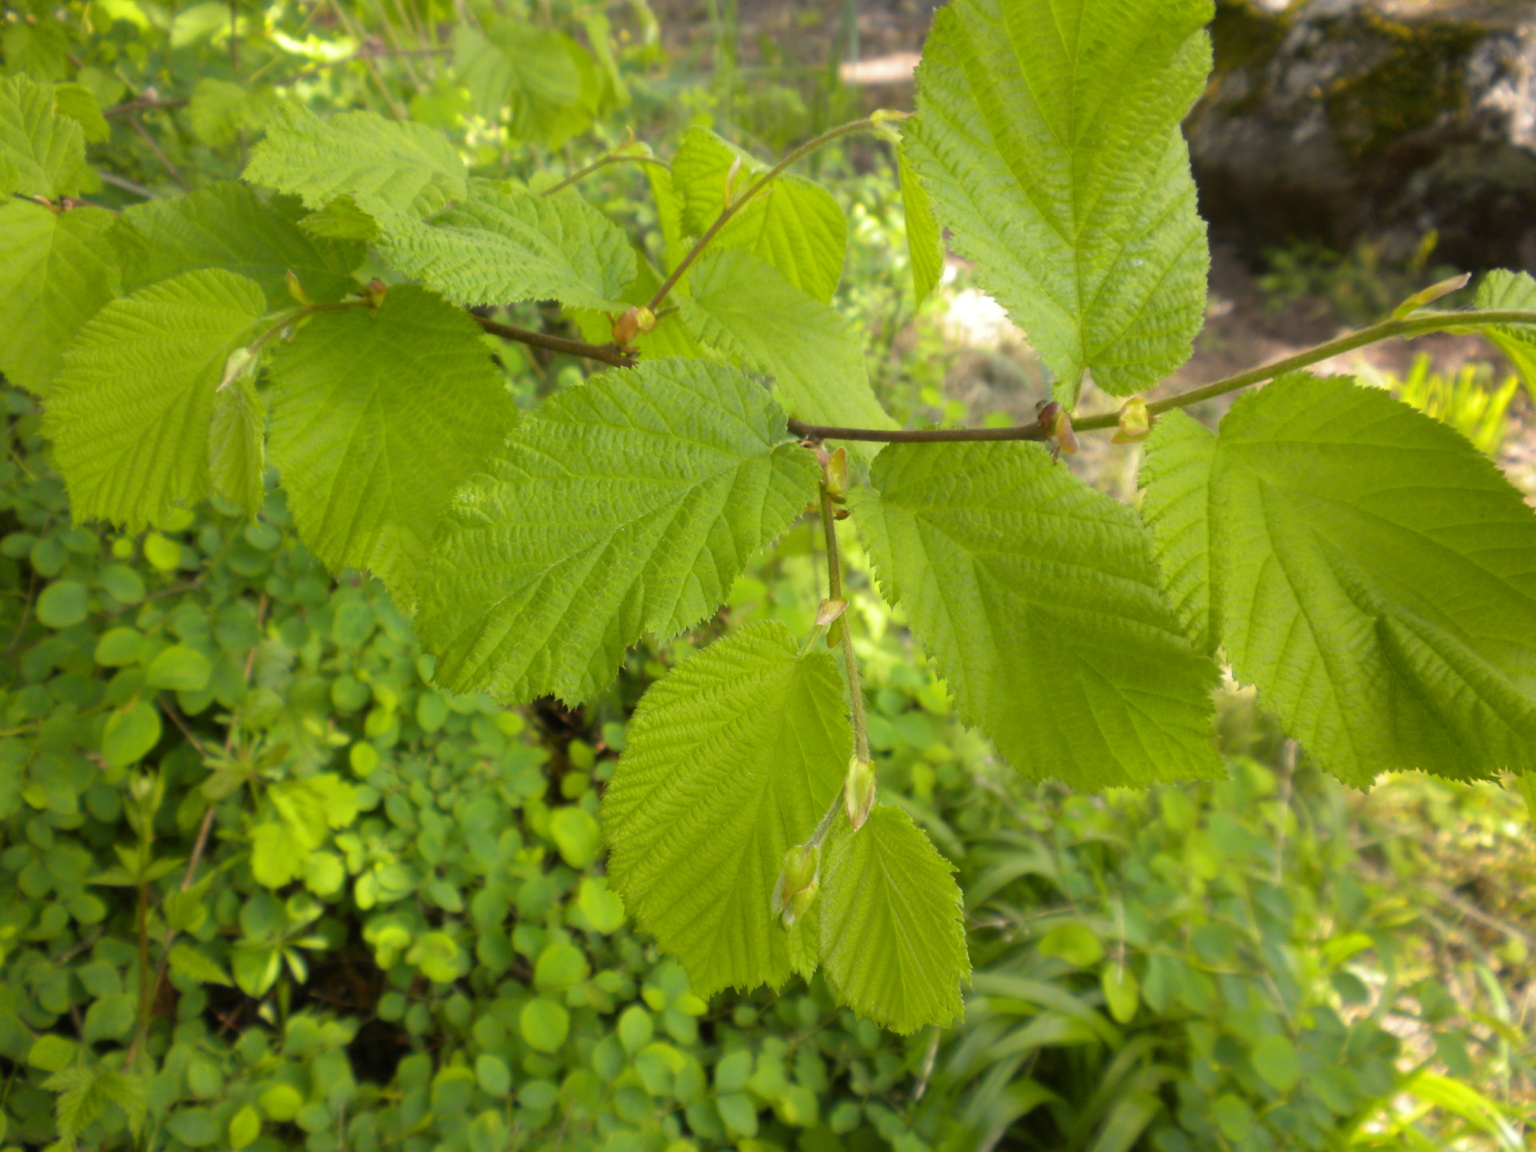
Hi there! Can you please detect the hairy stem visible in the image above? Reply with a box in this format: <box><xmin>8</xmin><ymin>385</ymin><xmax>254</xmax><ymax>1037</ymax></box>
<box><xmin>820</xmin><ymin>489</ymin><xmax>870</xmax><ymax>763</ymax></box>
<box><xmin>540</xmin><ymin>148</ymin><xmax>668</xmax><ymax>198</ymax></box>
<box><xmin>645</xmin><ymin>115</ymin><xmax>905</xmax><ymax>314</ymax></box>
<box><xmin>792</xmin><ymin>308</ymin><xmax>1536</xmax><ymax>444</ymax></box>
<box><xmin>1074</xmin><ymin>308</ymin><xmax>1536</xmax><ymax>430</ymax></box>
<box><xmin>474</xmin><ymin>315</ymin><xmax>637</xmax><ymax>368</ymax></box>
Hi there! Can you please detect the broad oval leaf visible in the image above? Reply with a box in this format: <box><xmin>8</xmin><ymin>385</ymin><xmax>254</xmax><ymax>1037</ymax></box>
<box><xmin>905</xmin><ymin>0</ymin><xmax>1212</xmax><ymax>402</ymax></box>
<box><xmin>112</xmin><ymin>182</ymin><xmax>364</xmax><ymax>308</ymax></box>
<box><xmin>1206</xmin><ymin>373</ymin><xmax>1536</xmax><ymax>783</ymax></box>
<box><xmin>852</xmin><ymin>440</ymin><xmax>1221</xmax><ymax>788</ymax></box>
<box><xmin>265</xmin><ymin>284</ymin><xmax>516</xmax><ymax>598</ymax></box>
<box><xmin>0</xmin><ymin>199</ymin><xmax>119</xmax><ymax>396</ymax></box>
<box><xmin>378</xmin><ymin>186</ymin><xmax>634</xmax><ymax>310</ymax></box>
<box><xmin>819</xmin><ymin>804</ymin><xmax>969</xmax><ymax>1034</ymax></box>
<box><xmin>1475</xmin><ymin>269</ymin><xmax>1536</xmax><ymax>392</ymax></box>
<box><xmin>416</xmin><ymin>357</ymin><xmax>820</xmax><ymax>704</ymax></box>
<box><xmin>243</xmin><ymin>102</ymin><xmax>467</xmax><ymax>234</ymax></box>
<box><xmin>679</xmin><ymin>248</ymin><xmax>896</xmax><ymax>443</ymax></box>
<box><xmin>897</xmin><ymin>142</ymin><xmax>943</xmax><ymax>306</ymax></box>
<box><xmin>603</xmin><ymin>621</ymin><xmax>850</xmax><ymax>996</ymax></box>
<box><xmin>45</xmin><ymin>268</ymin><xmax>267</xmax><ymax>531</ymax></box>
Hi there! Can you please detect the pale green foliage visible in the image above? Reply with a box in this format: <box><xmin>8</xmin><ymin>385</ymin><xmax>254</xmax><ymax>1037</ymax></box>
<box><xmin>265</xmin><ymin>285</ymin><xmax>516</xmax><ymax>596</ymax></box>
<box><xmin>603</xmin><ymin>622</ymin><xmax>850</xmax><ymax>997</ymax></box>
<box><xmin>897</xmin><ymin>142</ymin><xmax>944</xmax><ymax>305</ymax></box>
<box><xmin>45</xmin><ymin>1067</ymin><xmax>146</xmax><ymax>1142</ymax></box>
<box><xmin>672</xmin><ymin>128</ymin><xmax>848</xmax><ymax>302</ymax></box>
<box><xmin>416</xmin><ymin>358</ymin><xmax>819</xmax><ymax>704</ymax></box>
<box><xmin>208</xmin><ymin>373</ymin><xmax>265</xmax><ymax>516</ymax></box>
<box><xmin>0</xmin><ymin>75</ymin><xmax>84</xmax><ymax>198</ymax></box>
<box><xmin>852</xmin><ymin>440</ymin><xmax>1221</xmax><ymax>788</ymax></box>
<box><xmin>0</xmin><ymin>200</ymin><xmax>118</xmax><ymax>395</ymax></box>
<box><xmin>112</xmin><ymin>182</ymin><xmax>363</xmax><ymax>308</ymax></box>
<box><xmin>906</xmin><ymin>0</ymin><xmax>1211</xmax><ymax>403</ymax></box>
<box><xmin>1140</xmin><ymin>411</ymin><xmax>1216</xmax><ymax>653</ymax></box>
<box><xmin>243</xmin><ymin>102</ymin><xmax>467</xmax><ymax>233</ymax></box>
<box><xmin>680</xmin><ymin>249</ymin><xmax>896</xmax><ymax>440</ymax></box>
<box><xmin>45</xmin><ymin>268</ymin><xmax>267</xmax><ymax>531</ymax></box>
<box><xmin>51</xmin><ymin>83</ymin><xmax>110</xmax><ymax>145</ymax></box>
<box><xmin>453</xmin><ymin>18</ymin><xmax>598</xmax><ymax>150</ymax></box>
<box><xmin>1475</xmin><ymin>270</ymin><xmax>1536</xmax><ymax>394</ymax></box>
<box><xmin>819</xmin><ymin>805</ymin><xmax>968</xmax><ymax>1033</ymax></box>
<box><xmin>187</xmin><ymin>77</ymin><xmax>276</xmax><ymax>147</ymax></box>
<box><xmin>379</xmin><ymin>186</ymin><xmax>634</xmax><ymax>310</ymax></box>
<box><xmin>1192</xmin><ymin>374</ymin><xmax>1536</xmax><ymax>784</ymax></box>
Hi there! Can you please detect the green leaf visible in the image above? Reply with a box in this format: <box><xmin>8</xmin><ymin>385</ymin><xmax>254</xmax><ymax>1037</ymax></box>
<box><xmin>82</xmin><ymin>992</ymin><xmax>137</xmax><ymax>1042</ymax></box>
<box><xmin>1205</xmin><ymin>373</ymin><xmax>1536</xmax><ymax>783</ymax></box>
<box><xmin>576</xmin><ymin>877</ymin><xmax>626</xmax><ymax>934</ymax></box>
<box><xmin>36</xmin><ymin>579</ymin><xmax>89</xmax><ymax>628</ymax></box>
<box><xmin>265</xmin><ymin>284</ymin><xmax>516</xmax><ymax>597</ymax></box>
<box><xmin>0</xmin><ymin>75</ymin><xmax>84</xmax><ymax>198</ymax></box>
<box><xmin>102</xmin><ymin>701</ymin><xmax>161</xmax><ymax>769</ymax></box>
<box><xmin>453</xmin><ymin>18</ymin><xmax>596</xmax><ymax>151</ymax></box>
<box><xmin>169</xmin><ymin>942</ymin><xmax>233</xmax><ymax>986</ymax></box>
<box><xmin>604</xmin><ymin>621</ymin><xmax>851</xmax><ymax>997</ymax></box>
<box><xmin>1251</xmin><ymin>1034</ymin><xmax>1301</xmax><ymax>1094</ymax></box>
<box><xmin>250</xmin><ymin>821</ymin><xmax>304</xmax><ymax>887</ymax></box>
<box><xmin>188</xmin><ymin>77</ymin><xmax>276</xmax><ymax>147</ymax></box>
<box><xmin>417</xmin><ymin>358</ymin><xmax>819</xmax><ymax>704</ymax></box>
<box><xmin>852</xmin><ymin>441</ymin><xmax>1221</xmax><ymax>788</ymax></box>
<box><xmin>671</xmin><ymin>128</ymin><xmax>848</xmax><ymax>302</ymax></box>
<box><xmin>1101</xmin><ymin>963</ymin><xmax>1140</xmax><ymax>1024</ymax></box>
<box><xmin>51</xmin><ymin>82</ymin><xmax>110</xmax><ymax>144</ymax></box>
<box><xmin>228</xmin><ymin>1104</ymin><xmax>262</xmax><ymax>1150</ymax></box>
<box><xmin>406</xmin><ymin>930</ymin><xmax>461</xmax><ymax>982</ymax></box>
<box><xmin>534</xmin><ymin>941</ymin><xmax>590</xmax><ymax>992</ymax></box>
<box><xmin>1037</xmin><ymin>922</ymin><xmax>1103</xmax><ymax>967</ymax></box>
<box><xmin>1475</xmin><ymin>270</ymin><xmax>1536</xmax><ymax>396</ymax></box>
<box><xmin>680</xmin><ymin>248</ymin><xmax>896</xmax><ymax>441</ymax></box>
<box><xmin>208</xmin><ymin>371</ymin><xmax>266</xmax><ymax>517</ymax></box>
<box><xmin>519</xmin><ymin>997</ymin><xmax>570</xmax><ymax>1053</ymax></box>
<box><xmin>243</xmin><ymin>102</ymin><xmax>467</xmax><ymax>233</ymax></box>
<box><xmin>378</xmin><ymin>186</ymin><xmax>634</xmax><ymax>310</ymax></box>
<box><xmin>112</xmin><ymin>182</ymin><xmax>363</xmax><ymax>308</ymax></box>
<box><xmin>1140</xmin><ymin>411</ymin><xmax>1216</xmax><ymax>653</ymax></box>
<box><xmin>905</xmin><ymin>0</ymin><xmax>1212</xmax><ymax>402</ymax></box>
<box><xmin>819</xmin><ymin>805</ymin><xmax>968</xmax><ymax>1033</ymax></box>
<box><xmin>0</xmin><ymin>200</ymin><xmax>119</xmax><ymax>395</ymax></box>
<box><xmin>144</xmin><ymin>645</ymin><xmax>212</xmax><ymax>692</ymax></box>
<box><xmin>549</xmin><ymin>807</ymin><xmax>600</xmax><ymax>869</ymax></box>
<box><xmin>45</xmin><ymin>268</ymin><xmax>267</xmax><ymax>531</ymax></box>
<box><xmin>897</xmin><ymin>142</ymin><xmax>943</xmax><ymax>305</ymax></box>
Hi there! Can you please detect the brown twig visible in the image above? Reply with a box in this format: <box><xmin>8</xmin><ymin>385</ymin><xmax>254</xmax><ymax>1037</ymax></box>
<box><xmin>789</xmin><ymin>417</ymin><xmax>1048</xmax><ymax>444</ymax></box>
<box><xmin>475</xmin><ymin>315</ymin><xmax>636</xmax><ymax>368</ymax></box>
<box><xmin>104</xmin><ymin>97</ymin><xmax>189</xmax><ymax>117</ymax></box>
<box><xmin>125</xmin><ymin>114</ymin><xmax>188</xmax><ymax>189</ymax></box>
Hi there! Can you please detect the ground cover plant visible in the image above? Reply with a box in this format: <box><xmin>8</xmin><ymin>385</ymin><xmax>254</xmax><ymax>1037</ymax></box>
<box><xmin>4</xmin><ymin>0</ymin><xmax>1536</xmax><ymax>1146</ymax></box>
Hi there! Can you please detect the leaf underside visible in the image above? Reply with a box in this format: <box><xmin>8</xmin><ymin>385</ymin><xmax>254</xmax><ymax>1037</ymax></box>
<box><xmin>45</xmin><ymin>268</ymin><xmax>268</xmax><ymax>531</ymax></box>
<box><xmin>853</xmin><ymin>440</ymin><xmax>1221</xmax><ymax>789</ymax></box>
<box><xmin>1200</xmin><ymin>374</ymin><xmax>1536</xmax><ymax>784</ymax></box>
<box><xmin>603</xmin><ymin>621</ymin><xmax>850</xmax><ymax>997</ymax></box>
<box><xmin>1140</xmin><ymin>411</ymin><xmax>1217</xmax><ymax>654</ymax></box>
<box><xmin>905</xmin><ymin>0</ymin><xmax>1212</xmax><ymax>403</ymax></box>
<box><xmin>415</xmin><ymin>357</ymin><xmax>820</xmax><ymax>705</ymax></box>
<box><xmin>680</xmin><ymin>248</ymin><xmax>896</xmax><ymax>442</ymax></box>
<box><xmin>820</xmin><ymin>804</ymin><xmax>969</xmax><ymax>1034</ymax></box>
<box><xmin>0</xmin><ymin>200</ymin><xmax>119</xmax><ymax>396</ymax></box>
<box><xmin>265</xmin><ymin>284</ymin><xmax>516</xmax><ymax>599</ymax></box>
<box><xmin>112</xmin><ymin>182</ymin><xmax>364</xmax><ymax>309</ymax></box>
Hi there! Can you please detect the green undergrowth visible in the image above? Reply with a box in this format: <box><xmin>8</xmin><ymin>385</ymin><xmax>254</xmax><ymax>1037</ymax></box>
<box><xmin>1</xmin><ymin>382</ymin><xmax>1530</xmax><ymax>1150</ymax></box>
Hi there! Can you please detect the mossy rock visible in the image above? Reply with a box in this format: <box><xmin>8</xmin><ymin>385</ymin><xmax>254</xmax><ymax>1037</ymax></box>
<box><xmin>1189</xmin><ymin>0</ymin><xmax>1536</xmax><ymax>271</ymax></box>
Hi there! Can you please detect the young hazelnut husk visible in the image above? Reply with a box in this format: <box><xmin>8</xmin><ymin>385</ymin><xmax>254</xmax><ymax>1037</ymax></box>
<box><xmin>844</xmin><ymin>756</ymin><xmax>877</xmax><ymax>832</ymax></box>
<box><xmin>1111</xmin><ymin>397</ymin><xmax>1151</xmax><ymax>444</ymax></box>
<box><xmin>772</xmin><ymin>843</ymin><xmax>821</xmax><ymax>928</ymax></box>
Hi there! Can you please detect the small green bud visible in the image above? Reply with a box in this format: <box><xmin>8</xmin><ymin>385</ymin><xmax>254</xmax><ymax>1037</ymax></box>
<box><xmin>285</xmin><ymin>269</ymin><xmax>312</xmax><ymax>305</ymax></box>
<box><xmin>822</xmin><ymin>446</ymin><xmax>849</xmax><ymax>502</ymax></box>
<box><xmin>772</xmin><ymin>843</ymin><xmax>821</xmax><ymax>927</ymax></box>
<box><xmin>1112</xmin><ymin>397</ymin><xmax>1151</xmax><ymax>444</ymax></box>
<box><xmin>844</xmin><ymin>756</ymin><xmax>876</xmax><ymax>831</ymax></box>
